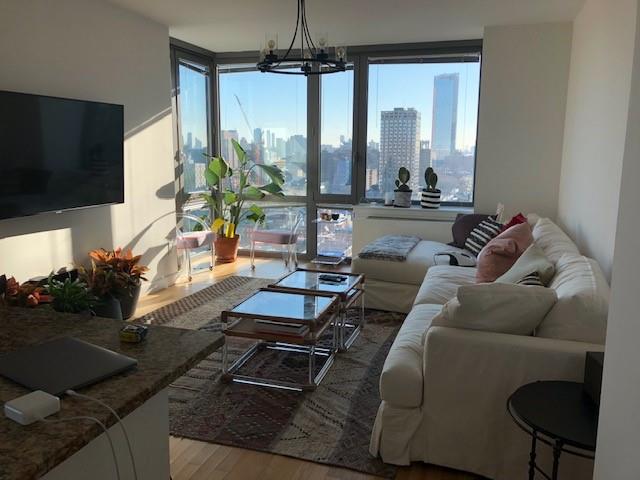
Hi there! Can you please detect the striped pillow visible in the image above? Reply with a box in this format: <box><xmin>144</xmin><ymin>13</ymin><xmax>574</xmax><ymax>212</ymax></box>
<box><xmin>516</xmin><ymin>271</ymin><xmax>544</xmax><ymax>287</ymax></box>
<box><xmin>464</xmin><ymin>218</ymin><xmax>503</xmax><ymax>256</ymax></box>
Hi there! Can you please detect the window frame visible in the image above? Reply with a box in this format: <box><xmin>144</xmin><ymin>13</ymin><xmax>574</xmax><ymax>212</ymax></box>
<box><xmin>170</xmin><ymin>38</ymin><xmax>482</xmax><ymax>259</ymax></box>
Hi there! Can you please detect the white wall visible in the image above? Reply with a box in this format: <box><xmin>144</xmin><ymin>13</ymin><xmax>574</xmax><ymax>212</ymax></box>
<box><xmin>594</xmin><ymin>3</ymin><xmax>640</xmax><ymax>478</ymax></box>
<box><xmin>557</xmin><ymin>0</ymin><xmax>638</xmax><ymax>279</ymax></box>
<box><xmin>475</xmin><ymin>22</ymin><xmax>572</xmax><ymax>219</ymax></box>
<box><xmin>0</xmin><ymin>0</ymin><xmax>178</xmax><ymax>292</ymax></box>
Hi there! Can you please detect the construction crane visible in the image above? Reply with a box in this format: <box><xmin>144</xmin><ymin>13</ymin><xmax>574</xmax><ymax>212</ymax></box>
<box><xmin>234</xmin><ymin>94</ymin><xmax>253</xmax><ymax>134</ymax></box>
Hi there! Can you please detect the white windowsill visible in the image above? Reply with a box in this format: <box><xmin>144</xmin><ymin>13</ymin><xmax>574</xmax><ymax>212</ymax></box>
<box><xmin>353</xmin><ymin>203</ymin><xmax>474</xmax><ymax>221</ymax></box>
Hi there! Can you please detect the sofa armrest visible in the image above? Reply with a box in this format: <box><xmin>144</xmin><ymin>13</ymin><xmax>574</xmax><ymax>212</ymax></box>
<box><xmin>421</xmin><ymin>326</ymin><xmax>603</xmax><ymax>476</ymax></box>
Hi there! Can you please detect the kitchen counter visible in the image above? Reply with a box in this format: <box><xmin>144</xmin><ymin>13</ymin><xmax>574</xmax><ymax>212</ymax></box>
<box><xmin>0</xmin><ymin>306</ymin><xmax>224</xmax><ymax>479</ymax></box>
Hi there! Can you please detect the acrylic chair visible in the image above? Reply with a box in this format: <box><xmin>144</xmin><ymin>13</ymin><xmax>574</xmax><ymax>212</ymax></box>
<box><xmin>249</xmin><ymin>208</ymin><xmax>304</xmax><ymax>270</ymax></box>
<box><xmin>176</xmin><ymin>213</ymin><xmax>215</xmax><ymax>281</ymax></box>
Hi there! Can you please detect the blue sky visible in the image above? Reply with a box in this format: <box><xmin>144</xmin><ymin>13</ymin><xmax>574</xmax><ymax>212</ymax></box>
<box><xmin>181</xmin><ymin>61</ymin><xmax>481</xmax><ymax>151</ymax></box>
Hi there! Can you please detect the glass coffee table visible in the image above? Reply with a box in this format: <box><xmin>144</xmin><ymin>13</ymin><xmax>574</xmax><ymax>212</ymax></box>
<box><xmin>269</xmin><ymin>268</ymin><xmax>365</xmax><ymax>351</ymax></box>
<box><xmin>221</xmin><ymin>288</ymin><xmax>340</xmax><ymax>391</ymax></box>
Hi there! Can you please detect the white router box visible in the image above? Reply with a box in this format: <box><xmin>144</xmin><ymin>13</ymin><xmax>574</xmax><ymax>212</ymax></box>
<box><xmin>4</xmin><ymin>390</ymin><xmax>60</xmax><ymax>425</ymax></box>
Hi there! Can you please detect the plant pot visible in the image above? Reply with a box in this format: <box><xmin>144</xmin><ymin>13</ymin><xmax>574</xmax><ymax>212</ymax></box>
<box><xmin>115</xmin><ymin>282</ymin><xmax>141</xmax><ymax>320</ymax></box>
<box><xmin>393</xmin><ymin>190</ymin><xmax>412</xmax><ymax>208</ymax></box>
<box><xmin>92</xmin><ymin>295</ymin><xmax>123</xmax><ymax>320</ymax></box>
<box><xmin>215</xmin><ymin>235</ymin><xmax>240</xmax><ymax>263</ymax></box>
<box><xmin>421</xmin><ymin>189</ymin><xmax>441</xmax><ymax>209</ymax></box>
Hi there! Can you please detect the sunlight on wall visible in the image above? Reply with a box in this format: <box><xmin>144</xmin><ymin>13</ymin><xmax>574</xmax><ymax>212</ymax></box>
<box><xmin>0</xmin><ymin>228</ymin><xmax>73</xmax><ymax>281</ymax></box>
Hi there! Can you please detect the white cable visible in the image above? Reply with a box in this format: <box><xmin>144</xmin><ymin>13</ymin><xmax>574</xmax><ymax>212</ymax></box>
<box><xmin>66</xmin><ymin>390</ymin><xmax>138</xmax><ymax>480</ymax></box>
<box><xmin>39</xmin><ymin>415</ymin><xmax>121</xmax><ymax>480</ymax></box>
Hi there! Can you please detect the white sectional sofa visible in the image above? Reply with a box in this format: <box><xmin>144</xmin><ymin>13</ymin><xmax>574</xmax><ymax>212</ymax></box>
<box><xmin>361</xmin><ymin>217</ymin><xmax>609</xmax><ymax>480</ymax></box>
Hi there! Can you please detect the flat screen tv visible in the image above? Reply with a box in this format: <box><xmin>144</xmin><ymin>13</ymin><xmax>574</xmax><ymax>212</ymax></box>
<box><xmin>0</xmin><ymin>90</ymin><xmax>124</xmax><ymax>220</ymax></box>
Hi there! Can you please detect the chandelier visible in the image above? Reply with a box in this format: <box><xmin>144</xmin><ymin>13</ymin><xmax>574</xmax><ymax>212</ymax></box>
<box><xmin>257</xmin><ymin>0</ymin><xmax>347</xmax><ymax>76</ymax></box>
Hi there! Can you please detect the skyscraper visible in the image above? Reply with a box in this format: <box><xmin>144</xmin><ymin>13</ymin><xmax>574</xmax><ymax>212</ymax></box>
<box><xmin>431</xmin><ymin>73</ymin><xmax>459</xmax><ymax>160</ymax></box>
<box><xmin>380</xmin><ymin>108</ymin><xmax>421</xmax><ymax>193</ymax></box>
<box><xmin>418</xmin><ymin>140</ymin><xmax>432</xmax><ymax>189</ymax></box>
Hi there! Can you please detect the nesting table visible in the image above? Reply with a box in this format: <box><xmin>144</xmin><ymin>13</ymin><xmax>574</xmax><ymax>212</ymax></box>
<box><xmin>221</xmin><ymin>269</ymin><xmax>365</xmax><ymax>391</ymax></box>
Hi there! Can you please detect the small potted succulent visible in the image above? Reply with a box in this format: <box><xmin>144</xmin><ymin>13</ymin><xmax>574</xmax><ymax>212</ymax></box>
<box><xmin>46</xmin><ymin>274</ymin><xmax>96</xmax><ymax>314</ymax></box>
<box><xmin>421</xmin><ymin>167</ymin><xmax>441</xmax><ymax>209</ymax></box>
<box><xmin>88</xmin><ymin>248</ymin><xmax>148</xmax><ymax>320</ymax></box>
<box><xmin>393</xmin><ymin>166</ymin><xmax>412</xmax><ymax>208</ymax></box>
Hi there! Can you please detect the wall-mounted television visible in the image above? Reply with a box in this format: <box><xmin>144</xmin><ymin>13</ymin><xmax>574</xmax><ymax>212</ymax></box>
<box><xmin>0</xmin><ymin>90</ymin><xmax>124</xmax><ymax>221</ymax></box>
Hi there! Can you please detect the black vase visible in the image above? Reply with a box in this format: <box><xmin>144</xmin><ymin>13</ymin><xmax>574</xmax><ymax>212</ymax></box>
<box><xmin>92</xmin><ymin>295</ymin><xmax>123</xmax><ymax>320</ymax></box>
<box><xmin>115</xmin><ymin>283</ymin><xmax>142</xmax><ymax>320</ymax></box>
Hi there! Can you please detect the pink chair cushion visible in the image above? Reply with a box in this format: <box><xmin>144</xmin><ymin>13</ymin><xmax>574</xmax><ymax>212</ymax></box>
<box><xmin>177</xmin><ymin>231</ymin><xmax>215</xmax><ymax>249</ymax></box>
<box><xmin>476</xmin><ymin>223</ymin><xmax>534</xmax><ymax>283</ymax></box>
<box><xmin>252</xmin><ymin>230</ymin><xmax>298</xmax><ymax>245</ymax></box>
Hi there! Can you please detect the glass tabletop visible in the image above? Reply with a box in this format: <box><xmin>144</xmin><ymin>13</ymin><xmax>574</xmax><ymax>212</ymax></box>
<box><xmin>273</xmin><ymin>269</ymin><xmax>361</xmax><ymax>294</ymax></box>
<box><xmin>230</xmin><ymin>290</ymin><xmax>335</xmax><ymax>322</ymax></box>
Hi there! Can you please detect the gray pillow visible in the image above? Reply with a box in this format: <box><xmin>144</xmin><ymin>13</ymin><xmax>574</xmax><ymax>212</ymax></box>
<box><xmin>495</xmin><ymin>244</ymin><xmax>555</xmax><ymax>286</ymax></box>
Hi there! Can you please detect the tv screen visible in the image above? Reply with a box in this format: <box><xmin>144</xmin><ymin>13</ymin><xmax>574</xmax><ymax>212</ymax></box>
<box><xmin>0</xmin><ymin>90</ymin><xmax>124</xmax><ymax>220</ymax></box>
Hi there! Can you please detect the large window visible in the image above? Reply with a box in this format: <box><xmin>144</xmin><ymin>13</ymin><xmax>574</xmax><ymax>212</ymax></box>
<box><xmin>366</xmin><ymin>59</ymin><xmax>480</xmax><ymax>204</ymax></box>
<box><xmin>320</xmin><ymin>68</ymin><xmax>354</xmax><ymax>196</ymax></box>
<box><xmin>218</xmin><ymin>64</ymin><xmax>307</xmax><ymax>197</ymax></box>
<box><xmin>177</xmin><ymin>59</ymin><xmax>212</xmax><ymax>194</ymax></box>
<box><xmin>171</xmin><ymin>41</ymin><xmax>482</xmax><ymax>260</ymax></box>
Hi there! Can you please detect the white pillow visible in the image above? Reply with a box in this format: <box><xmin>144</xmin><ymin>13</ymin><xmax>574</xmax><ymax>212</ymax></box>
<box><xmin>536</xmin><ymin>254</ymin><xmax>609</xmax><ymax>344</ymax></box>
<box><xmin>430</xmin><ymin>283</ymin><xmax>557</xmax><ymax>336</ymax></box>
<box><xmin>496</xmin><ymin>244</ymin><xmax>555</xmax><ymax>285</ymax></box>
<box><xmin>532</xmin><ymin>218</ymin><xmax>580</xmax><ymax>263</ymax></box>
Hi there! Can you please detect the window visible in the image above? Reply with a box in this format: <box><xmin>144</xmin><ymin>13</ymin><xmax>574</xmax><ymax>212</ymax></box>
<box><xmin>177</xmin><ymin>60</ymin><xmax>211</xmax><ymax>194</ymax></box>
<box><xmin>171</xmin><ymin>40</ymin><xmax>482</xmax><ymax>261</ymax></box>
<box><xmin>218</xmin><ymin>64</ymin><xmax>307</xmax><ymax>197</ymax></box>
<box><xmin>320</xmin><ymin>68</ymin><xmax>354</xmax><ymax>196</ymax></box>
<box><xmin>218</xmin><ymin>63</ymin><xmax>308</xmax><ymax>252</ymax></box>
<box><xmin>366</xmin><ymin>58</ymin><xmax>480</xmax><ymax>204</ymax></box>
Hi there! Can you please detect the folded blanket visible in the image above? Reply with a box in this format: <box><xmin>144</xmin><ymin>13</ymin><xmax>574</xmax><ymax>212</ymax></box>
<box><xmin>358</xmin><ymin>235</ymin><xmax>421</xmax><ymax>262</ymax></box>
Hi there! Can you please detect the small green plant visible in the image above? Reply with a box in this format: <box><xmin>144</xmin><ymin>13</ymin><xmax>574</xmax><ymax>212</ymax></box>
<box><xmin>46</xmin><ymin>274</ymin><xmax>96</xmax><ymax>314</ymax></box>
<box><xmin>395</xmin><ymin>167</ymin><xmax>412</xmax><ymax>191</ymax></box>
<box><xmin>424</xmin><ymin>167</ymin><xmax>439</xmax><ymax>192</ymax></box>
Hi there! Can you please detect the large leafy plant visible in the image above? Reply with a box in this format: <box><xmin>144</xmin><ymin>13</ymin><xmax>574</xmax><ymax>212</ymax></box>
<box><xmin>202</xmin><ymin>139</ymin><xmax>285</xmax><ymax>238</ymax></box>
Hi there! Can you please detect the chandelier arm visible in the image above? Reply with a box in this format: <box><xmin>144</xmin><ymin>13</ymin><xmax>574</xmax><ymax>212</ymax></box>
<box><xmin>281</xmin><ymin>0</ymin><xmax>301</xmax><ymax>62</ymax></box>
<box><xmin>301</xmin><ymin>0</ymin><xmax>317</xmax><ymax>52</ymax></box>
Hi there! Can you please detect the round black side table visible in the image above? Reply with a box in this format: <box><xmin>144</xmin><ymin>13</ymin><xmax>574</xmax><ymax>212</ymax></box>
<box><xmin>507</xmin><ymin>381</ymin><xmax>598</xmax><ymax>480</ymax></box>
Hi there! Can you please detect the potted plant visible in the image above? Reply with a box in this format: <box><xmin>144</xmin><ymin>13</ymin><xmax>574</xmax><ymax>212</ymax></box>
<box><xmin>88</xmin><ymin>248</ymin><xmax>148</xmax><ymax>320</ymax></box>
<box><xmin>79</xmin><ymin>264</ymin><xmax>123</xmax><ymax>320</ymax></box>
<box><xmin>46</xmin><ymin>274</ymin><xmax>96</xmax><ymax>314</ymax></box>
<box><xmin>394</xmin><ymin>167</ymin><xmax>412</xmax><ymax>208</ymax></box>
<box><xmin>0</xmin><ymin>274</ymin><xmax>52</xmax><ymax>308</ymax></box>
<box><xmin>202</xmin><ymin>139</ymin><xmax>286</xmax><ymax>263</ymax></box>
<box><xmin>421</xmin><ymin>167</ymin><xmax>441</xmax><ymax>209</ymax></box>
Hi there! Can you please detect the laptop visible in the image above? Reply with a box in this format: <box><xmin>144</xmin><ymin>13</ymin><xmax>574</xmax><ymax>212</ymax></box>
<box><xmin>0</xmin><ymin>337</ymin><xmax>137</xmax><ymax>396</ymax></box>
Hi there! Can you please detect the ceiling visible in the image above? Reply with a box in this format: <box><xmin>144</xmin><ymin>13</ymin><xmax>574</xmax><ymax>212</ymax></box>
<box><xmin>109</xmin><ymin>0</ymin><xmax>584</xmax><ymax>52</ymax></box>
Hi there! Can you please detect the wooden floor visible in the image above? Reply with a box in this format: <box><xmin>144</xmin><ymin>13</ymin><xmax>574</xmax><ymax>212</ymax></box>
<box><xmin>138</xmin><ymin>256</ymin><xmax>477</xmax><ymax>480</ymax></box>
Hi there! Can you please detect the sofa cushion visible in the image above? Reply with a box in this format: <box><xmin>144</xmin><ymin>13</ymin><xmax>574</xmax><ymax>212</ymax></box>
<box><xmin>414</xmin><ymin>265</ymin><xmax>477</xmax><ymax>306</ymax></box>
<box><xmin>430</xmin><ymin>283</ymin><xmax>557</xmax><ymax>336</ymax></box>
<box><xmin>476</xmin><ymin>223</ymin><xmax>533</xmax><ymax>283</ymax></box>
<box><xmin>450</xmin><ymin>213</ymin><xmax>495</xmax><ymax>249</ymax></box>
<box><xmin>352</xmin><ymin>241</ymin><xmax>467</xmax><ymax>286</ymax></box>
<box><xmin>379</xmin><ymin>303</ymin><xmax>442</xmax><ymax>408</ymax></box>
<box><xmin>496</xmin><ymin>244</ymin><xmax>555</xmax><ymax>286</ymax></box>
<box><xmin>532</xmin><ymin>218</ymin><xmax>580</xmax><ymax>263</ymax></box>
<box><xmin>537</xmin><ymin>254</ymin><xmax>609</xmax><ymax>344</ymax></box>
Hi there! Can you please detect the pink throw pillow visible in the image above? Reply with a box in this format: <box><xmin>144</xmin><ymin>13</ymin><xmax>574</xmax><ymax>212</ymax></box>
<box><xmin>476</xmin><ymin>223</ymin><xmax>533</xmax><ymax>283</ymax></box>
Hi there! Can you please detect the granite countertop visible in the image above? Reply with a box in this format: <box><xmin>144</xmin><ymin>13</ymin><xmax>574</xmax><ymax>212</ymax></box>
<box><xmin>0</xmin><ymin>306</ymin><xmax>224</xmax><ymax>480</ymax></box>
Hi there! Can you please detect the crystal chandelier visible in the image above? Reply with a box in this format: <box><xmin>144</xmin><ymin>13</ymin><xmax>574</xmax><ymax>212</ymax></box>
<box><xmin>257</xmin><ymin>0</ymin><xmax>347</xmax><ymax>75</ymax></box>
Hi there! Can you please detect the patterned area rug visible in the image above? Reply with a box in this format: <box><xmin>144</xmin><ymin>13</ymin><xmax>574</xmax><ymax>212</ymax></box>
<box><xmin>139</xmin><ymin>276</ymin><xmax>404</xmax><ymax>478</ymax></box>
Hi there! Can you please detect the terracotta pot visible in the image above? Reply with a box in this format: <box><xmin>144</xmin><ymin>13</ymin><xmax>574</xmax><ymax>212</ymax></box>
<box><xmin>215</xmin><ymin>235</ymin><xmax>240</xmax><ymax>263</ymax></box>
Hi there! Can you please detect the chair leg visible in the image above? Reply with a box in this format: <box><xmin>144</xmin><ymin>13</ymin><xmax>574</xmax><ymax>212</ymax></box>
<box><xmin>186</xmin><ymin>250</ymin><xmax>192</xmax><ymax>282</ymax></box>
<box><xmin>292</xmin><ymin>245</ymin><xmax>298</xmax><ymax>268</ymax></box>
<box><xmin>210</xmin><ymin>244</ymin><xmax>215</xmax><ymax>271</ymax></box>
<box><xmin>250</xmin><ymin>240</ymin><xmax>256</xmax><ymax>270</ymax></box>
<box><xmin>282</xmin><ymin>245</ymin><xmax>289</xmax><ymax>269</ymax></box>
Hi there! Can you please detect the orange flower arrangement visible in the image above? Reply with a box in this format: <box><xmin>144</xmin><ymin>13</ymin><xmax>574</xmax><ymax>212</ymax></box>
<box><xmin>88</xmin><ymin>248</ymin><xmax>149</xmax><ymax>291</ymax></box>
